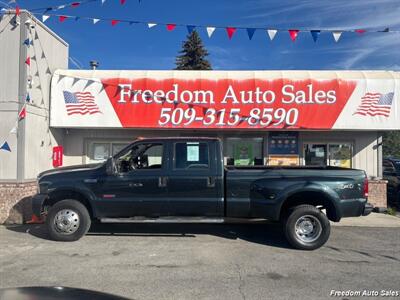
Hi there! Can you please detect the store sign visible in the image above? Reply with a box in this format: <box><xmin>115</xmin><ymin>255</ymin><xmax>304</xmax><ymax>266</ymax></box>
<box><xmin>50</xmin><ymin>71</ymin><xmax>400</xmax><ymax>130</ymax></box>
<box><xmin>268</xmin><ymin>132</ymin><xmax>298</xmax><ymax>155</ymax></box>
<box><xmin>52</xmin><ymin>145</ymin><xmax>63</xmax><ymax>167</ymax></box>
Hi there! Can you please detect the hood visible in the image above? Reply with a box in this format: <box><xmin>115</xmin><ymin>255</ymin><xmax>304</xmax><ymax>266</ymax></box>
<box><xmin>38</xmin><ymin>163</ymin><xmax>102</xmax><ymax>179</ymax></box>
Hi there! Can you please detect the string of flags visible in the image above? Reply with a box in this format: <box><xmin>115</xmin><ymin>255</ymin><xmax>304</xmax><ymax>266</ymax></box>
<box><xmin>27</xmin><ymin>11</ymin><xmax>395</xmax><ymax>43</ymax></box>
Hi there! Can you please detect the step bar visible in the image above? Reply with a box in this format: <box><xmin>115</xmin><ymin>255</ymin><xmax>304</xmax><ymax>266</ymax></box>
<box><xmin>99</xmin><ymin>217</ymin><xmax>269</xmax><ymax>224</ymax></box>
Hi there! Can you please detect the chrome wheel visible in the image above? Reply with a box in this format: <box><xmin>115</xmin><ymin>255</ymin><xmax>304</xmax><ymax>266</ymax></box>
<box><xmin>294</xmin><ymin>215</ymin><xmax>322</xmax><ymax>243</ymax></box>
<box><xmin>54</xmin><ymin>209</ymin><xmax>80</xmax><ymax>235</ymax></box>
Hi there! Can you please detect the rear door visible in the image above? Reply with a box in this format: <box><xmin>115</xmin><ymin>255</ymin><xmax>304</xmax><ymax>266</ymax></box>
<box><xmin>167</xmin><ymin>140</ymin><xmax>223</xmax><ymax>217</ymax></box>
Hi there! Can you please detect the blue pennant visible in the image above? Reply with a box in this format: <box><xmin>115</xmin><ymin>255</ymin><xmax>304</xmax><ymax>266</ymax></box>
<box><xmin>310</xmin><ymin>30</ymin><xmax>321</xmax><ymax>42</ymax></box>
<box><xmin>26</xmin><ymin>93</ymin><xmax>30</xmax><ymax>102</ymax></box>
<box><xmin>0</xmin><ymin>141</ymin><xmax>11</xmax><ymax>152</ymax></box>
<box><xmin>187</xmin><ymin>25</ymin><xmax>195</xmax><ymax>34</ymax></box>
<box><xmin>246</xmin><ymin>28</ymin><xmax>256</xmax><ymax>40</ymax></box>
<box><xmin>23</xmin><ymin>38</ymin><xmax>30</xmax><ymax>47</ymax></box>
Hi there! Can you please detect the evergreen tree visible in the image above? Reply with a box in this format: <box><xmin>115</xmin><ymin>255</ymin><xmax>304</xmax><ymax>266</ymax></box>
<box><xmin>383</xmin><ymin>131</ymin><xmax>400</xmax><ymax>157</ymax></box>
<box><xmin>175</xmin><ymin>31</ymin><xmax>212</xmax><ymax>70</ymax></box>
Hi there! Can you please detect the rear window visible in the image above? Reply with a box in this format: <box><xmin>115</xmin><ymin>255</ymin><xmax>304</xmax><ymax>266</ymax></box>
<box><xmin>174</xmin><ymin>142</ymin><xmax>209</xmax><ymax>169</ymax></box>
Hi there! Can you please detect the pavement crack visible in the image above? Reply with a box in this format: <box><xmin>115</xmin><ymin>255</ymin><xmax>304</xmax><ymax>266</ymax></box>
<box><xmin>235</xmin><ymin>264</ymin><xmax>246</xmax><ymax>300</ymax></box>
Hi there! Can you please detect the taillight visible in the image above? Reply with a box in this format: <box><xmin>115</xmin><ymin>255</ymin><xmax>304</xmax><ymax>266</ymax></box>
<box><xmin>363</xmin><ymin>177</ymin><xmax>368</xmax><ymax>198</ymax></box>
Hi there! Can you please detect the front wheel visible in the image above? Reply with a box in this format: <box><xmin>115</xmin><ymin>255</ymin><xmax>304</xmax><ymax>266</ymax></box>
<box><xmin>46</xmin><ymin>199</ymin><xmax>91</xmax><ymax>241</ymax></box>
<box><xmin>284</xmin><ymin>205</ymin><xmax>330</xmax><ymax>250</ymax></box>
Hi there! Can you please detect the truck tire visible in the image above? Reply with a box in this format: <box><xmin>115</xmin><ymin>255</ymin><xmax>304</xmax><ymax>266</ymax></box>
<box><xmin>283</xmin><ymin>205</ymin><xmax>330</xmax><ymax>250</ymax></box>
<box><xmin>46</xmin><ymin>199</ymin><xmax>91</xmax><ymax>242</ymax></box>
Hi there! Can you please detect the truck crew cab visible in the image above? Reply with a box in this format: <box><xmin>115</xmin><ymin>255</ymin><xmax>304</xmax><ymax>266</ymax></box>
<box><xmin>32</xmin><ymin>137</ymin><xmax>372</xmax><ymax>250</ymax></box>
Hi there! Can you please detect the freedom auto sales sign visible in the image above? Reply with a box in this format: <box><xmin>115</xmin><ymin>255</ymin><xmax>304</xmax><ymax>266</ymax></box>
<box><xmin>50</xmin><ymin>70</ymin><xmax>400</xmax><ymax>130</ymax></box>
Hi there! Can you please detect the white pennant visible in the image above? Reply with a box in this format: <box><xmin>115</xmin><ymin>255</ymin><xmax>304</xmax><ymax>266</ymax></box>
<box><xmin>101</xmin><ymin>0</ymin><xmax>106</xmax><ymax>4</ymax></box>
<box><xmin>10</xmin><ymin>126</ymin><xmax>18</xmax><ymax>134</ymax></box>
<box><xmin>332</xmin><ymin>31</ymin><xmax>342</xmax><ymax>42</ymax></box>
<box><xmin>93</xmin><ymin>18</ymin><xmax>100</xmax><ymax>24</ymax></box>
<box><xmin>267</xmin><ymin>29</ymin><xmax>277</xmax><ymax>41</ymax></box>
<box><xmin>206</xmin><ymin>27</ymin><xmax>216</xmax><ymax>38</ymax></box>
<box><xmin>147</xmin><ymin>23</ymin><xmax>157</xmax><ymax>28</ymax></box>
<box><xmin>56</xmin><ymin>5</ymin><xmax>66</xmax><ymax>10</ymax></box>
<box><xmin>42</xmin><ymin>15</ymin><xmax>50</xmax><ymax>22</ymax></box>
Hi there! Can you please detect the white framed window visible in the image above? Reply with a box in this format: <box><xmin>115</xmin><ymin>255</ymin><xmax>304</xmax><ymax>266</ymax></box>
<box><xmin>86</xmin><ymin>140</ymin><xmax>131</xmax><ymax>163</ymax></box>
<box><xmin>303</xmin><ymin>143</ymin><xmax>353</xmax><ymax>168</ymax></box>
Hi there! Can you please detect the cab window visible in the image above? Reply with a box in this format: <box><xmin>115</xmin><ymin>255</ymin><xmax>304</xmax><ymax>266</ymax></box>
<box><xmin>116</xmin><ymin>143</ymin><xmax>163</xmax><ymax>173</ymax></box>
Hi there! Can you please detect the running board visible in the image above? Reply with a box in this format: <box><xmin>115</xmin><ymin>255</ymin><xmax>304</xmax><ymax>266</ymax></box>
<box><xmin>100</xmin><ymin>217</ymin><xmax>225</xmax><ymax>224</ymax></box>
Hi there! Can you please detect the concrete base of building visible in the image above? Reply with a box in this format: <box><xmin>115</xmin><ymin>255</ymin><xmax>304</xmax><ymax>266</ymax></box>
<box><xmin>0</xmin><ymin>181</ymin><xmax>37</xmax><ymax>224</ymax></box>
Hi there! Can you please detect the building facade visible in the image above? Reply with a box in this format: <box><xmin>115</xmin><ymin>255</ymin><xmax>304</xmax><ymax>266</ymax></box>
<box><xmin>0</xmin><ymin>10</ymin><xmax>398</xmax><ymax>223</ymax></box>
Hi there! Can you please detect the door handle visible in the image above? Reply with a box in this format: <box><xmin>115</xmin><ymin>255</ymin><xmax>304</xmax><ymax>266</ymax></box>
<box><xmin>207</xmin><ymin>176</ymin><xmax>216</xmax><ymax>188</ymax></box>
<box><xmin>158</xmin><ymin>176</ymin><xmax>168</xmax><ymax>188</ymax></box>
<box><xmin>129</xmin><ymin>182</ymin><xmax>143</xmax><ymax>187</ymax></box>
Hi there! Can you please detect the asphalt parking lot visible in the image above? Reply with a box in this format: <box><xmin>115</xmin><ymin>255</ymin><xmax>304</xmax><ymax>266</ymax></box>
<box><xmin>1</xmin><ymin>222</ymin><xmax>399</xmax><ymax>300</ymax></box>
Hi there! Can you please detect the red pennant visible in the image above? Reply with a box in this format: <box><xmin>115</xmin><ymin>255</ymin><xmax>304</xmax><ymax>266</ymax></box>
<box><xmin>120</xmin><ymin>0</ymin><xmax>126</xmax><ymax>4</ymax></box>
<box><xmin>71</xmin><ymin>2</ymin><xmax>81</xmax><ymax>8</ymax></box>
<box><xmin>18</xmin><ymin>107</ymin><xmax>26</xmax><ymax>120</ymax></box>
<box><xmin>111</xmin><ymin>20</ymin><xmax>120</xmax><ymax>26</ymax></box>
<box><xmin>15</xmin><ymin>6</ymin><xmax>20</xmax><ymax>16</ymax></box>
<box><xmin>289</xmin><ymin>29</ymin><xmax>299</xmax><ymax>41</ymax></box>
<box><xmin>25</xmin><ymin>57</ymin><xmax>30</xmax><ymax>66</ymax></box>
<box><xmin>355</xmin><ymin>29</ymin><xmax>366</xmax><ymax>34</ymax></box>
<box><xmin>166</xmin><ymin>24</ymin><xmax>176</xmax><ymax>31</ymax></box>
<box><xmin>226</xmin><ymin>27</ymin><xmax>237</xmax><ymax>39</ymax></box>
<box><xmin>59</xmin><ymin>16</ymin><xmax>68</xmax><ymax>22</ymax></box>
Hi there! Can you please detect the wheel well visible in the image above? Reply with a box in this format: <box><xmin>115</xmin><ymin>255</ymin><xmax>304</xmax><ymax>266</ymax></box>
<box><xmin>280</xmin><ymin>191</ymin><xmax>339</xmax><ymax>222</ymax></box>
<box><xmin>43</xmin><ymin>190</ymin><xmax>94</xmax><ymax>218</ymax></box>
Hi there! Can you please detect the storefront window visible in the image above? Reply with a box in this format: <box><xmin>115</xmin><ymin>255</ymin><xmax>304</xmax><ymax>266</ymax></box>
<box><xmin>91</xmin><ymin>143</ymin><xmax>110</xmax><ymax>161</ymax></box>
<box><xmin>225</xmin><ymin>138</ymin><xmax>263</xmax><ymax>166</ymax></box>
<box><xmin>304</xmin><ymin>143</ymin><xmax>352</xmax><ymax>168</ymax></box>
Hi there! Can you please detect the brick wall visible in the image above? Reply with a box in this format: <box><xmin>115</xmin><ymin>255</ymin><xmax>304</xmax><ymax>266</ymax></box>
<box><xmin>0</xmin><ymin>181</ymin><xmax>37</xmax><ymax>224</ymax></box>
<box><xmin>368</xmin><ymin>179</ymin><xmax>388</xmax><ymax>209</ymax></box>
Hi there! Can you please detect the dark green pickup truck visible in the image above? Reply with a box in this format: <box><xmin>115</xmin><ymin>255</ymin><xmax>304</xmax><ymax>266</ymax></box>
<box><xmin>32</xmin><ymin>137</ymin><xmax>372</xmax><ymax>250</ymax></box>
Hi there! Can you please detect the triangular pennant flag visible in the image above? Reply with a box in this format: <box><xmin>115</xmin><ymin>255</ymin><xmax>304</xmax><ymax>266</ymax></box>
<box><xmin>10</xmin><ymin>126</ymin><xmax>18</xmax><ymax>134</ymax></box>
<box><xmin>187</xmin><ymin>25</ymin><xmax>195</xmax><ymax>34</ymax></box>
<box><xmin>246</xmin><ymin>28</ymin><xmax>256</xmax><ymax>40</ymax></box>
<box><xmin>41</xmin><ymin>51</ymin><xmax>46</xmax><ymax>59</ymax></box>
<box><xmin>310</xmin><ymin>30</ymin><xmax>320</xmax><ymax>42</ymax></box>
<box><xmin>111</xmin><ymin>20</ymin><xmax>120</xmax><ymax>26</ymax></box>
<box><xmin>120</xmin><ymin>0</ymin><xmax>126</xmax><ymax>4</ymax></box>
<box><xmin>34</xmin><ymin>31</ymin><xmax>39</xmax><ymax>39</ymax></box>
<box><xmin>57</xmin><ymin>75</ymin><xmax>66</xmax><ymax>84</ymax></box>
<box><xmin>56</xmin><ymin>5</ymin><xmax>66</xmax><ymax>10</ymax></box>
<box><xmin>18</xmin><ymin>107</ymin><xmax>26</xmax><ymax>120</ymax></box>
<box><xmin>71</xmin><ymin>2</ymin><xmax>81</xmax><ymax>8</ymax></box>
<box><xmin>206</xmin><ymin>27</ymin><xmax>215</xmax><ymax>37</ymax></box>
<box><xmin>267</xmin><ymin>29</ymin><xmax>277</xmax><ymax>41</ymax></box>
<box><xmin>26</xmin><ymin>93</ymin><xmax>30</xmax><ymax>102</ymax></box>
<box><xmin>93</xmin><ymin>18</ymin><xmax>100</xmax><ymax>24</ymax></box>
<box><xmin>46</xmin><ymin>67</ymin><xmax>51</xmax><ymax>74</ymax></box>
<box><xmin>25</xmin><ymin>57</ymin><xmax>30</xmax><ymax>66</ymax></box>
<box><xmin>355</xmin><ymin>29</ymin><xmax>366</xmax><ymax>34</ymax></box>
<box><xmin>148</xmin><ymin>23</ymin><xmax>157</xmax><ymax>28</ymax></box>
<box><xmin>332</xmin><ymin>31</ymin><xmax>342</xmax><ymax>42</ymax></box>
<box><xmin>166</xmin><ymin>24</ymin><xmax>176</xmax><ymax>31</ymax></box>
<box><xmin>288</xmin><ymin>29</ymin><xmax>299</xmax><ymax>42</ymax></box>
<box><xmin>0</xmin><ymin>142</ymin><xmax>11</xmax><ymax>152</ymax></box>
<box><xmin>31</xmin><ymin>55</ymin><xmax>36</xmax><ymax>60</ymax></box>
<box><xmin>23</xmin><ymin>38</ymin><xmax>30</xmax><ymax>47</ymax></box>
<box><xmin>42</xmin><ymin>15</ymin><xmax>50</xmax><ymax>22</ymax></box>
<box><xmin>379</xmin><ymin>28</ymin><xmax>390</xmax><ymax>32</ymax></box>
<box><xmin>83</xmin><ymin>79</ymin><xmax>95</xmax><ymax>90</ymax></box>
<box><xmin>101</xmin><ymin>0</ymin><xmax>106</xmax><ymax>4</ymax></box>
<box><xmin>226</xmin><ymin>27</ymin><xmax>237</xmax><ymax>39</ymax></box>
<box><xmin>15</xmin><ymin>5</ymin><xmax>20</xmax><ymax>16</ymax></box>
<box><xmin>72</xmin><ymin>77</ymin><xmax>80</xmax><ymax>87</ymax></box>
<box><xmin>59</xmin><ymin>16</ymin><xmax>68</xmax><ymax>23</ymax></box>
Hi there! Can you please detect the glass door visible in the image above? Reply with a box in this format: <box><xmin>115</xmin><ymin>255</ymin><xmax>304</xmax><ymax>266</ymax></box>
<box><xmin>304</xmin><ymin>144</ymin><xmax>327</xmax><ymax>166</ymax></box>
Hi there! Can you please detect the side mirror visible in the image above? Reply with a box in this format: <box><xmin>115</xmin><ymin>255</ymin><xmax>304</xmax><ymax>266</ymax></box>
<box><xmin>106</xmin><ymin>157</ymin><xmax>116</xmax><ymax>175</ymax></box>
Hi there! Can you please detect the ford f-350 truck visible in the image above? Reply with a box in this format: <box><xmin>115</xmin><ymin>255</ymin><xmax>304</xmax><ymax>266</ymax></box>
<box><xmin>32</xmin><ymin>137</ymin><xmax>372</xmax><ymax>250</ymax></box>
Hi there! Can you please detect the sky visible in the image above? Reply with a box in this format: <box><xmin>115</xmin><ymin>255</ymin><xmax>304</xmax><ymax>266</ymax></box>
<box><xmin>4</xmin><ymin>0</ymin><xmax>400</xmax><ymax>70</ymax></box>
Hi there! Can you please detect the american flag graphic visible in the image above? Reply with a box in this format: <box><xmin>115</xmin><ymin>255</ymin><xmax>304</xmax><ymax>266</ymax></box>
<box><xmin>63</xmin><ymin>91</ymin><xmax>101</xmax><ymax>116</ymax></box>
<box><xmin>353</xmin><ymin>92</ymin><xmax>394</xmax><ymax>117</ymax></box>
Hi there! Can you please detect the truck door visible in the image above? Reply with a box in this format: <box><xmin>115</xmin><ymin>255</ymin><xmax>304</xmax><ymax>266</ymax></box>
<box><xmin>95</xmin><ymin>141</ymin><xmax>169</xmax><ymax>217</ymax></box>
<box><xmin>167</xmin><ymin>140</ymin><xmax>223</xmax><ymax>217</ymax></box>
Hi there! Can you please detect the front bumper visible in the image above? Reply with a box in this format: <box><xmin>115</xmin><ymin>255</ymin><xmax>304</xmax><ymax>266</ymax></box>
<box><xmin>31</xmin><ymin>194</ymin><xmax>48</xmax><ymax>218</ymax></box>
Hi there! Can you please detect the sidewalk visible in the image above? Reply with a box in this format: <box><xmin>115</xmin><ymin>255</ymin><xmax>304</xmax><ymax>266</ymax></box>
<box><xmin>332</xmin><ymin>212</ymin><xmax>400</xmax><ymax>227</ymax></box>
